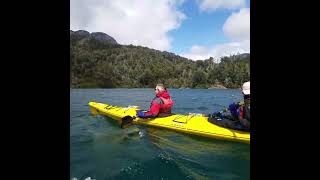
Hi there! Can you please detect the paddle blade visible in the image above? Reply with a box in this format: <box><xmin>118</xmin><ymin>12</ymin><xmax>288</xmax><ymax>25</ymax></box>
<box><xmin>121</xmin><ymin>116</ymin><xmax>135</xmax><ymax>128</ymax></box>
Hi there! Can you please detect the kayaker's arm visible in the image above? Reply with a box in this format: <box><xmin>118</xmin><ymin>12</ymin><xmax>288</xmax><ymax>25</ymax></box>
<box><xmin>229</xmin><ymin>102</ymin><xmax>240</xmax><ymax>117</ymax></box>
<box><xmin>137</xmin><ymin>98</ymin><xmax>161</xmax><ymax>118</ymax></box>
<box><xmin>210</xmin><ymin>101</ymin><xmax>243</xmax><ymax>119</ymax></box>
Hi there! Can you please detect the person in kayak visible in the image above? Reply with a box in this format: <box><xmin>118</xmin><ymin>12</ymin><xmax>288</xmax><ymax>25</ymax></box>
<box><xmin>208</xmin><ymin>81</ymin><xmax>250</xmax><ymax>132</ymax></box>
<box><xmin>136</xmin><ymin>84</ymin><xmax>174</xmax><ymax>118</ymax></box>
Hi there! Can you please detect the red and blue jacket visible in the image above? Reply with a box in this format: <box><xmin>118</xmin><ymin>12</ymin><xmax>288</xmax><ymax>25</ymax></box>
<box><xmin>142</xmin><ymin>90</ymin><xmax>174</xmax><ymax>118</ymax></box>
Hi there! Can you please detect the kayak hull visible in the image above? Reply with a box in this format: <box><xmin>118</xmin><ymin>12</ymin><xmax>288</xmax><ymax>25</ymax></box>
<box><xmin>88</xmin><ymin>102</ymin><xmax>250</xmax><ymax>144</ymax></box>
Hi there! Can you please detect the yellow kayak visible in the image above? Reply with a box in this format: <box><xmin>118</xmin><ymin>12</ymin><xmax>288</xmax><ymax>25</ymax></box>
<box><xmin>88</xmin><ymin>101</ymin><xmax>250</xmax><ymax>144</ymax></box>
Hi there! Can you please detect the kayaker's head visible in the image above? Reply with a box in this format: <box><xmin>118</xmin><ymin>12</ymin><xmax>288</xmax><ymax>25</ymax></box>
<box><xmin>241</xmin><ymin>81</ymin><xmax>250</xmax><ymax>97</ymax></box>
<box><xmin>155</xmin><ymin>84</ymin><xmax>166</xmax><ymax>93</ymax></box>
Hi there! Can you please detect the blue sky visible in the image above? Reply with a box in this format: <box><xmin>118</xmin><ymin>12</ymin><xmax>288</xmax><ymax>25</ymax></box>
<box><xmin>169</xmin><ymin>0</ymin><xmax>232</xmax><ymax>54</ymax></box>
<box><xmin>71</xmin><ymin>0</ymin><xmax>250</xmax><ymax>61</ymax></box>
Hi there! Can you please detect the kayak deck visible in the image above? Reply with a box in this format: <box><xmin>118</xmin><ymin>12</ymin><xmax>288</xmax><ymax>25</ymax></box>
<box><xmin>88</xmin><ymin>101</ymin><xmax>250</xmax><ymax>144</ymax></box>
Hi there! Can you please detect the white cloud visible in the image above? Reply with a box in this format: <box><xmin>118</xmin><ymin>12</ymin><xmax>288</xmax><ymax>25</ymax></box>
<box><xmin>191</xmin><ymin>45</ymin><xmax>209</xmax><ymax>54</ymax></box>
<box><xmin>199</xmin><ymin>0</ymin><xmax>245</xmax><ymax>11</ymax></box>
<box><xmin>181</xmin><ymin>40</ymin><xmax>249</xmax><ymax>61</ymax></box>
<box><xmin>223</xmin><ymin>8</ymin><xmax>250</xmax><ymax>41</ymax></box>
<box><xmin>210</xmin><ymin>40</ymin><xmax>249</xmax><ymax>60</ymax></box>
<box><xmin>70</xmin><ymin>0</ymin><xmax>186</xmax><ymax>51</ymax></box>
<box><xmin>180</xmin><ymin>8</ymin><xmax>250</xmax><ymax>61</ymax></box>
<box><xmin>181</xmin><ymin>45</ymin><xmax>210</xmax><ymax>60</ymax></box>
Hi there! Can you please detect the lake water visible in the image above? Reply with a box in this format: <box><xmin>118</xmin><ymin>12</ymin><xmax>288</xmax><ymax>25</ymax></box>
<box><xmin>70</xmin><ymin>88</ymin><xmax>250</xmax><ymax>180</ymax></box>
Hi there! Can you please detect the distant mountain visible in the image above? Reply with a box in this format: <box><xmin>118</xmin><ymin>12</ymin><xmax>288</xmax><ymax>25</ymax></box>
<box><xmin>239</xmin><ymin>53</ymin><xmax>250</xmax><ymax>59</ymax></box>
<box><xmin>90</xmin><ymin>32</ymin><xmax>118</xmax><ymax>44</ymax></box>
<box><xmin>219</xmin><ymin>53</ymin><xmax>250</xmax><ymax>65</ymax></box>
<box><xmin>70</xmin><ymin>30</ymin><xmax>118</xmax><ymax>44</ymax></box>
<box><xmin>70</xmin><ymin>30</ymin><xmax>90</xmax><ymax>38</ymax></box>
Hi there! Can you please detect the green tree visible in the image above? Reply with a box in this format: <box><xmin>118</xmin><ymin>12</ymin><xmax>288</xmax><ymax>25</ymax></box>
<box><xmin>192</xmin><ymin>70</ymin><xmax>206</xmax><ymax>87</ymax></box>
<box><xmin>94</xmin><ymin>63</ymin><xmax>115</xmax><ymax>88</ymax></box>
<box><xmin>70</xmin><ymin>31</ymin><xmax>250</xmax><ymax>88</ymax></box>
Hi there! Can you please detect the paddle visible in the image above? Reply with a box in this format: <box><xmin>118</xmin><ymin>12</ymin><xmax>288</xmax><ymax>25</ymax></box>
<box><xmin>120</xmin><ymin>116</ymin><xmax>136</xmax><ymax>128</ymax></box>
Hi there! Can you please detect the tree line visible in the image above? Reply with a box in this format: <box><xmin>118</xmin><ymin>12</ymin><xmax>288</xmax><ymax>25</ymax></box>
<box><xmin>70</xmin><ymin>35</ymin><xmax>250</xmax><ymax>88</ymax></box>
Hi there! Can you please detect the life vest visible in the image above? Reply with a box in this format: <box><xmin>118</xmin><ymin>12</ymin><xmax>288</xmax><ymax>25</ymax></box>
<box><xmin>238</xmin><ymin>98</ymin><xmax>250</xmax><ymax>130</ymax></box>
<box><xmin>243</xmin><ymin>104</ymin><xmax>250</xmax><ymax>121</ymax></box>
<box><xmin>158</xmin><ymin>96</ymin><xmax>174</xmax><ymax>115</ymax></box>
<box><xmin>243</xmin><ymin>98</ymin><xmax>250</xmax><ymax>121</ymax></box>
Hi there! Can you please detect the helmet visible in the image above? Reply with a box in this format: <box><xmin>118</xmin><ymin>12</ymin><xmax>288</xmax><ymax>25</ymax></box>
<box><xmin>242</xmin><ymin>81</ymin><xmax>250</xmax><ymax>95</ymax></box>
